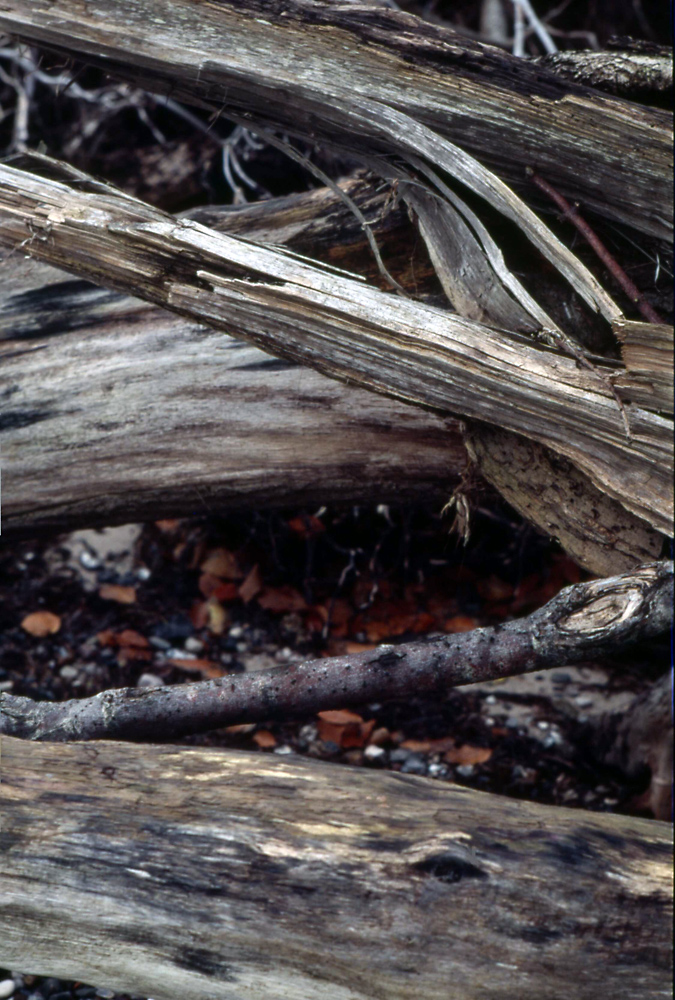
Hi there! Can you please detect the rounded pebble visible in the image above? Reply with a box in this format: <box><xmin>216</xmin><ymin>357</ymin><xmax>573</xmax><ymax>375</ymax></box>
<box><xmin>0</xmin><ymin>980</ymin><xmax>15</xmax><ymax>1000</ymax></box>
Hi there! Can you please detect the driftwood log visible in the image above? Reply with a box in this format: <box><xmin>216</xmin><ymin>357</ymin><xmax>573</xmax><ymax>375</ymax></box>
<box><xmin>0</xmin><ymin>0</ymin><xmax>670</xmax><ymax>241</ymax></box>
<box><xmin>1</xmin><ymin>734</ymin><xmax>672</xmax><ymax>1000</ymax></box>
<box><xmin>0</xmin><ymin>155</ymin><xmax>672</xmax><ymax>542</ymax></box>
<box><xmin>0</xmin><ymin>177</ymin><xmax>466</xmax><ymax>534</ymax></box>
<box><xmin>1</xmin><ymin>175</ymin><xmax>665</xmax><ymax>575</ymax></box>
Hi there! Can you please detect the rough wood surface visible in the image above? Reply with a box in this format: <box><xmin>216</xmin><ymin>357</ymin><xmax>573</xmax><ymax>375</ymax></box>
<box><xmin>464</xmin><ymin>423</ymin><xmax>664</xmax><ymax>576</ymax></box>
<box><xmin>0</xmin><ymin>735</ymin><xmax>671</xmax><ymax>1000</ymax></box>
<box><xmin>0</xmin><ymin>0</ymin><xmax>670</xmax><ymax>241</ymax></box>
<box><xmin>0</xmin><ymin>157</ymin><xmax>671</xmax><ymax>537</ymax></box>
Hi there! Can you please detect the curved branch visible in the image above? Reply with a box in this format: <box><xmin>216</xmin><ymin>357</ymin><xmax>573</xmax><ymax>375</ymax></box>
<box><xmin>2</xmin><ymin>561</ymin><xmax>671</xmax><ymax>743</ymax></box>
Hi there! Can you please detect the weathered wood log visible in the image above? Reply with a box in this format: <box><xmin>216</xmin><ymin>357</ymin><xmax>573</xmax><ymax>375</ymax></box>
<box><xmin>0</xmin><ymin>156</ymin><xmax>671</xmax><ymax>538</ymax></box>
<box><xmin>1</xmin><ymin>735</ymin><xmax>672</xmax><ymax>1000</ymax></box>
<box><xmin>0</xmin><ymin>0</ymin><xmax>670</xmax><ymax>241</ymax></box>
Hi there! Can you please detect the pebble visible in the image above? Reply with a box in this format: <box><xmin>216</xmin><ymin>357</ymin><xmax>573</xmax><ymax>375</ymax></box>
<box><xmin>137</xmin><ymin>673</ymin><xmax>164</xmax><ymax>688</ymax></box>
<box><xmin>389</xmin><ymin>748</ymin><xmax>411</xmax><ymax>764</ymax></box>
<box><xmin>184</xmin><ymin>637</ymin><xmax>204</xmax><ymax>654</ymax></box>
<box><xmin>273</xmin><ymin>745</ymin><xmax>293</xmax><ymax>755</ymax></box>
<box><xmin>552</xmin><ymin>672</ymin><xmax>572</xmax><ymax>684</ymax></box>
<box><xmin>456</xmin><ymin>764</ymin><xmax>475</xmax><ymax>778</ymax></box>
<box><xmin>400</xmin><ymin>754</ymin><xmax>427</xmax><ymax>775</ymax></box>
<box><xmin>364</xmin><ymin>744</ymin><xmax>386</xmax><ymax>763</ymax></box>
<box><xmin>59</xmin><ymin>665</ymin><xmax>80</xmax><ymax>681</ymax></box>
<box><xmin>427</xmin><ymin>762</ymin><xmax>447</xmax><ymax>778</ymax></box>
<box><xmin>0</xmin><ymin>980</ymin><xmax>15</xmax><ymax>1000</ymax></box>
<box><xmin>79</xmin><ymin>550</ymin><xmax>101</xmax><ymax>570</ymax></box>
<box><xmin>229</xmin><ymin>625</ymin><xmax>244</xmax><ymax>639</ymax></box>
<box><xmin>148</xmin><ymin>636</ymin><xmax>171</xmax><ymax>650</ymax></box>
<box><xmin>575</xmin><ymin>695</ymin><xmax>593</xmax><ymax>708</ymax></box>
<box><xmin>136</xmin><ymin>566</ymin><xmax>152</xmax><ymax>581</ymax></box>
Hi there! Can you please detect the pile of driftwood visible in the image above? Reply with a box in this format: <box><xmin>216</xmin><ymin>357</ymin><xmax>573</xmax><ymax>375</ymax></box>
<box><xmin>0</xmin><ymin>2</ymin><xmax>672</xmax><ymax>997</ymax></box>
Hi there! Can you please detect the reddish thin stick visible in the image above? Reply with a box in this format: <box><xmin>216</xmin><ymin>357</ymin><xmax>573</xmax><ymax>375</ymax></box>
<box><xmin>527</xmin><ymin>168</ymin><xmax>664</xmax><ymax>325</ymax></box>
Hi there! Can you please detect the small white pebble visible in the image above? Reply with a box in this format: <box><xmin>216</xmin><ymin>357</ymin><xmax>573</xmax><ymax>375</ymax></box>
<box><xmin>59</xmin><ymin>665</ymin><xmax>79</xmax><ymax>681</ymax></box>
<box><xmin>537</xmin><ymin>721</ymin><xmax>550</xmax><ymax>730</ymax></box>
<box><xmin>137</xmin><ymin>673</ymin><xmax>165</xmax><ymax>688</ymax></box>
<box><xmin>184</xmin><ymin>636</ymin><xmax>204</xmax><ymax>653</ymax></box>
<box><xmin>229</xmin><ymin>625</ymin><xmax>244</xmax><ymax>639</ymax></box>
<box><xmin>364</xmin><ymin>745</ymin><xmax>386</xmax><ymax>761</ymax></box>
<box><xmin>136</xmin><ymin>566</ymin><xmax>152</xmax><ymax>581</ymax></box>
<box><xmin>0</xmin><ymin>980</ymin><xmax>15</xmax><ymax>999</ymax></box>
<box><xmin>79</xmin><ymin>549</ymin><xmax>101</xmax><ymax>570</ymax></box>
<box><xmin>273</xmin><ymin>745</ymin><xmax>293</xmax><ymax>755</ymax></box>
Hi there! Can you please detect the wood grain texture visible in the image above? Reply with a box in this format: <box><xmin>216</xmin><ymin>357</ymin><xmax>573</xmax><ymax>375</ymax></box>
<box><xmin>1</xmin><ymin>735</ymin><xmax>672</xmax><ymax>1000</ymax></box>
<box><xmin>0</xmin><ymin>157</ymin><xmax>671</xmax><ymax>536</ymax></box>
<box><xmin>0</xmin><ymin>0</ymin><xmax>670</xmax><ymax>240</ymax></box>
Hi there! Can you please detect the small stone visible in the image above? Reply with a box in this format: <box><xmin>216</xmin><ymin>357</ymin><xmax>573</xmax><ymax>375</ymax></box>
<box><xmin>0</xmin><ymin>980</ymin><xmax>15</xmax><ymax>999</ymax></box>
<box><xmin>229</xmin><ymin>625</ymin><xmax>244</xmax><ymax>639</ymax></box>
<box><xmin>275</xmin><ymin>647</ymin><xmax>293</xmax><ymax>662</ymax></box>
<box><xmin>136</xmin><ymin>566</ymin><xmax>152</xmax><ymax>581</ymax></box>
<box><xmin>273</xmin><ymin>745</ymin><xmax>293</xmax><ymax>755</ymax></box>
<box><xmin>95</xmin><ymin>989</ymin><xmax>116</xmax><ymax>999</ymax></box>
<box><xmin>148</xmin><ymin>636</ymin><xmax>171</xmax><ymax>650</ymax></box>
<box><xmin>401</xmin><ymin>754</ymin><xmax>427</xmax><ymax>775</ymax></box>
<box><xmin>364</xmin><ymin>744</ymin><xmax>386</xmax><ymax>763</ymax></box>
<box><xmin>552</xmin><ymin>672</ymin><xmax>572</xmax><ymax>684</ymax></box>
<box><xmin>575</xmin><ymin>695</ymin><xmax>593</xmax><ymax>708</ymax></box>
<box><xmin>536</xmin><ymin>721</ymin><xmax>550</xmax><ymax>730</ymax></box>
<box><xmin>456</xmin><ymin>764</ymin><xmax>475</xmax><ymax>778</ymax></box>
<box><xmin>59</xmin><ymin>665</ymin><xmax>79</xmax><ymax>681</ymax></box>
<box><xmin>389</xmin><ymin>748</ymin><xmax>411</xmax><ymax>764</ymax></box>
<box><xmin>39</xmin><ymin>980</ymin><xmax>64</xmax><ymax>998</ymax></box>
<box><xmin>184</xmin><ymin>636</ymin><xmax>204</xmax><ymax>653</ymax></box>
<box><xmin>485</xmin><ymin>695</ymin><xmax>497</xmax><ymax>705</ymax></box>
<box><xmin>505</xmin><ymin>717</ymin><xmax>520</xmax><ymax>729</ymax></box>
<box><xmin>79</xmin><ymin>549</ymin><xmax>101</xmax><ymax>570</ymax></box>
<box><xmin>427</xmin><ymin>762</ymin><xmax>447</xmax><ymax>778</ymax></box>
<box><xmin>137</xmin><ymin>673</ymin><xmax>164</xmax><ymax>688</ymax></box>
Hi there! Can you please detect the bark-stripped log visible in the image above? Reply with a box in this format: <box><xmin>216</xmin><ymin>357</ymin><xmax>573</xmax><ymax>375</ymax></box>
<box><xmin>0</xmin><ymin>0</ymin><xmax>670</xmax><ymax>240</ymax></box>
<box><xmin>0</xmin><ymin>735</ymin><xmax>672</xmax><ymax>1000</ymax></box>
<box><xmin>0</xmin><ymin>156</ymin><xmax>671</xmax><ymax>535</ymax></box>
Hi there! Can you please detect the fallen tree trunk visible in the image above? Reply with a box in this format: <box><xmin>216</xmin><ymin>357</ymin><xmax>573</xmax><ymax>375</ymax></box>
<box><xmin>0</xmin><ymin>176</ymin><xmax>467</xmax><ymax>534</ymax></box>
<box><xmin>0</xmin><ymin>156</ymin><xmax>672</xmax><ymax>537</ymax></box>
<box><xmin>1</xmin><ymin>734</ymin><xmax>672</xmax><ymax>1000</ymax></box>
<box><xmin>0</xmin><ymin>0</ymin><xmax>670</xmax><ymax>240</ymax></box>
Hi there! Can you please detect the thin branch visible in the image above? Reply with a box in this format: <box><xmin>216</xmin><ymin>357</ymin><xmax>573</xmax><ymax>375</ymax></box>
<box><xmin>1</xmin><ymin>561</ymin><xmax>671</xmax><ymax>743</ymax></box>
<box><xmin>527</xmin><ymin>169</ymin><xmax>664</xmax><ymax>325</ymax></box>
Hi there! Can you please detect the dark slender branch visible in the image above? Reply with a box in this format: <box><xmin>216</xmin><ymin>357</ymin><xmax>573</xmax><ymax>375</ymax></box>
<box><xmin>527</xmin><ymin>168</ymin><xmax>664</xmax><ymax>325</ymax></box>
<box><xmin>1</xmin><ymin>562</ymin><xmax>671</xmax><ymax>743</ymax></box>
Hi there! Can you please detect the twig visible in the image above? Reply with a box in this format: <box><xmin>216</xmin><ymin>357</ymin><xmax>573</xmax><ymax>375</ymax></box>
<box><xmin>527</xmin><ymin>168</ymin><xmax>664</xmax><ymax>325</ymax></box>
<box><xmin>1</xmin><ymin>561</ymin><xmax>670</xmax><ymax>742</ymax></box>
<box><xmin>256</xmin><ymin>128</ymin><xmax>411</xmax><ymax>297</ymax></box>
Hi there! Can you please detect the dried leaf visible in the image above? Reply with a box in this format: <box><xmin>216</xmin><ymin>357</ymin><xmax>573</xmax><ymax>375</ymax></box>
<box><xmin>401</xmin><ymin>736</ymin><xmax>456</xmax><ymax>753</ymax></box>
<box><xmin>200</xmin><ymin>548</ymin><xmax>242</xmax><ymax>579</ymax></box>
<box><xmin>21</xmin><ymin>610</ymin><xmax>61</xmax><ymax>637</ymax></box>
<box><xmin>98</xmin><ymin>584</ymin><xmax>136</xmax><ymax>604</ymax></box>
<box><xmin>253</xmin><ymin>729</ymin><xmax>277</xmax><ymax>749</ymax></box>
<box><xmin>170</xmin><ymin>657</ymin><xmax>226</xmax><ymax>678</ymax></box>
<box><xmin>257</xmin><ymin>585</ymin><xmax>307</xmax><ymax>613</ymax></box>
<box><xmin>444</xmin><ymin>745</ymin><xmax>493</xmax><ymax>765</ymax></box>
<box><xmin>443</xmin><ymin>615</ymin><xmax>479</xmax><ymax>633</ymax></box>
<box><xmin>155</xmin><ymin>519</ymin><xmax>180</xmax><ymax>533</ymax></box>
<box><xmin>287</xmin><ymin>515</ymin><xmax>325</xmax><ymax>539</ymax></box>
<box><xmin>116</xmin><ymin>629</ymin><xmax>149</xmax><ymax>648</ymax></box>
<box><xmin>239</xmin><ymin>564</ymin><xmax>263</xmax><ymax>604</ymax></box>
<box><xmin>206</xmin><ymin>598</ymin><xmax>229</xmax><ymax>635</ymax></box>
<box><xmin>318</xmin><ymin>709</ymin><xmax>364</xmax><ymax>725</ymax></box>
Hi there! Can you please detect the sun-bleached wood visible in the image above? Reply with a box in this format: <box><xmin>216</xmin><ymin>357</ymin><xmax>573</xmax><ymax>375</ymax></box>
<box><xmin>0</xmin><ymin>0</ymin><xmax>670</xmax><ymax>241</ymax></box>
<box><xmin>1</xmin><ymin>735</ymin><xmax>672</xmax><ymax>1000</ymax></box>
<box><xmin>0</xmin><ymin>157</ymin><xmax>671</xmax><ymax>536</ymax></box>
